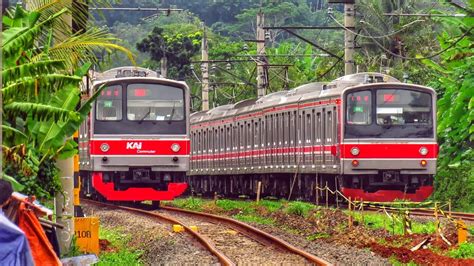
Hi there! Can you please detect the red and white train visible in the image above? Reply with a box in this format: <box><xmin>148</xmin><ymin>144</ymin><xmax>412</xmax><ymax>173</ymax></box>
<box><xmin>188</xmin><ymin>73</ymin><xmax>437</xmax><ymax>202</ymax></box>
<box><xmin>79</xmin><ymin>67</ymin><xmax>190</xmax><ymax>203</ymax></box>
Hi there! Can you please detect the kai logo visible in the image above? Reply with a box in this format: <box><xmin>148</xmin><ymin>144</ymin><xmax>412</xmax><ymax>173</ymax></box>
<box><xmin>126</xmin><ymin>142</ymin><xmax>142</xmax><ymax>150</ymax></box>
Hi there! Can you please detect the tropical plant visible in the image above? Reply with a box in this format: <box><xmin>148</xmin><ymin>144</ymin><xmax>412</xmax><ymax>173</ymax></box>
<box><xmin>1</xmin><ymin>3</ymin><xmax>133</xmax><ymax>197</ymax></box>
<box><xmin>421</xmin><ymin>5</ymin><xmax>474</xmax><ymax>210</ymax></box>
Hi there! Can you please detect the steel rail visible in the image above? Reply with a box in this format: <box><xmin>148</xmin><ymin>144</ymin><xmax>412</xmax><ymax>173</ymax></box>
<box><xmin>82</xmin><ymin>199</ymin><xmax>235</xmax><ymax>266</ymax></box>
<box><xmin>161</xmin><ymin>206</ymin><xmax>332</xmax><ymax>266</ymax></box>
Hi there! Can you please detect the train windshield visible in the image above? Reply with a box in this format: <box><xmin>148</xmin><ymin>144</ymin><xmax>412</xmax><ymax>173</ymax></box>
<box><xmin>96</xmin><ymin>85</ymin><xmax>123</xmax><ymax>121</ymax></box>
<box><xmin>345</xmin><ymin>88</ymin><xmax>434</xmax><ymax>139</ymax></box>
<box><xmin>127</xmin><ymin>83</ymin><xmax>184</xmax><ymax>121</ymax></box>
<box><xmin>376</xmin><ymin>89</ymin><xmax>431</xmax><ymax>126</ymax></box>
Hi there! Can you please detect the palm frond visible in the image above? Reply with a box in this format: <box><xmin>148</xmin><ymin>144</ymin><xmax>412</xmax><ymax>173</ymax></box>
<box><xmin>2</xmin><ymin>125</ymin><xmax>28</xmax><ymax>139</ymax></box>
<box><xmin>3</xmin><ymin>102</ymin><xmax>79</xmax><ymax>122</ymax></box>
<box><xmin>38</xmin><ymin>27</ymin><xmax>136</xmax><ymax>68</ymax></box>
<box><xmin>2</xmin><ymin>60</ymin><xmax>65</xmax><ymax>84</ymax></box>
<box><xmin>2</xmin><ymin>8</ymin><xmax>66</xmax><ymax>59</ymax></box>
<box><xmin>2</xmin><ymin>74</ymin><xmax>82</xmax><ymax>101</ymax></box>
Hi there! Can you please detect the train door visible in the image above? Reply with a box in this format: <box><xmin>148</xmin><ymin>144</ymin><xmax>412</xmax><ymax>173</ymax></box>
<box><xmin>239</xmin><ymin>123</ymin><xmax>244</xmax><ymax>171</ymax></box>
<box><xmin>266</xmin><ymin>114</ymin><xmax>272</xmax><ymax>169</ymax></box>
<box><xmin>226</xmin><ymin>125</ymin><xmax>231</xmax><ymax>171</ymax></box>
<box><xmin>254</xmin><ymin>120</ymin><xmax>260</xmax><ymax>168</ymax></box>
<box><xmin>283</xmin><ymin>112</ymin><xmax>289</xmax><ymax>168</ymax></box>
<box><xmin>273</xmin><ymin>113</ymin><xmax>278</xmax><ymax>169</ymax></box>
<box><xmin>317</xmin><ymin>109</ymin><xmax>326</xmax><ymax>168</ymax></box>
<box><xmin>325</xmin><ymin>108</ymin><xmax>335</xmax><ymax>167</ymax></box>
<box><xmin>232</xmin><ymin>124</ymin><xmax>238</xmax><ymax>169</ymax></box>
<box><xmin>305</xmin><ymin>110</ymin><xmax>313</xmax><ymax>166</ymax></box>
<box><xmin>289</xmin><ymin>110</ymin><xmax>297</xmax><ymax>167</ymax></box>
<box><xmin>260</xmin><ymin>118</ymin><xmax>266</xmax><ymax>168</ymax></box>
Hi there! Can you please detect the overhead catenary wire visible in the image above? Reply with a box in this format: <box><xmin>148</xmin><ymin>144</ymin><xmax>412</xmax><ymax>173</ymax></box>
<box><xmin>329</xmin><ymin>13</ymin><xmax>425</xmax><ymax>39</ymax></box>
<box><xmin>362</xmin><ymin>26</ymin><xmax>473</xmax><ymax>60</ymax></box>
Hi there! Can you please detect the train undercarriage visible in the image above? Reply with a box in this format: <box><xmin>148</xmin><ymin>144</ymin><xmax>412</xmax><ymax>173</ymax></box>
<box><xmin>186</xmin><ymin>173</ymin><xmax>434</xmax><ymax>202</ymax></box>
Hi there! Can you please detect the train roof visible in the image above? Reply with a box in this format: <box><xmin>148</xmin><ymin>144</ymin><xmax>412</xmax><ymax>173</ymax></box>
<box><xmin>191</xmin><ymin>72</ymin><xmax>402</xmax><ymax>124</ymax></box>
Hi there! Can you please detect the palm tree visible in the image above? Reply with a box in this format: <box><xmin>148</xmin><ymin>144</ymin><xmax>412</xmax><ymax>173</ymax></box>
<box><xmin>2</xmin><ymin>3</ymin><xmax>133</xmax><ymax>196</ymax></box>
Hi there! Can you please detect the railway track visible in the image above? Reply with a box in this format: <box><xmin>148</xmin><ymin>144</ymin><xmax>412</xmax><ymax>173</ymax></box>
<box><xmin>82</xmin><ymin>199</ymin><xmax>330</xmax><ymax>266</ymax></box>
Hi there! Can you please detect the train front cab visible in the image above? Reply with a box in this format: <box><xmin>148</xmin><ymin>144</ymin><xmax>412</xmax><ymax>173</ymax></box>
<box><xmin>80</xmin><ymin>77</ymin><xmax>189</xmax><ymax>202</ymax></box>
<box><xmin>339</xmin><ymin>83</ymin><xmax>437</xmax><ymax>202</ymax></box>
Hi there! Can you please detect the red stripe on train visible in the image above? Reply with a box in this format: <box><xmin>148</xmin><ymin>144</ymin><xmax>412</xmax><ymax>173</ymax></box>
<box><xmin>340</xmin><ymin>143</ymin><xmax>438</xmax><ymax>159</ymax></box>
<box><xmin>90</xmin><ymin>139</ymin><xmax>190</xmax><ymax>156</ymax></box>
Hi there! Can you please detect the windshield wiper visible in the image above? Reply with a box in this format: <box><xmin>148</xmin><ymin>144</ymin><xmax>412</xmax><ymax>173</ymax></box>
<box><xmin>168</xmin><ymin>102</ymin><xmax>176</xmax><ymax>124</ymax></box>
<box><xmin>138</xmin><ymin>107</ymin><xmax>151</xmax><ymax>124</ymax></box>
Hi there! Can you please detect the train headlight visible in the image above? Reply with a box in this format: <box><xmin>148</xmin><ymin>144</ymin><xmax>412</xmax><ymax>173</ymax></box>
<box><xmin>100</xmin><ymin>143</ymin><xmax>110</xmax><ymax>152</ymax></box>
<box><xmin>171</xmin><ymin>143</ymin><xmax>181</xmax><ymax>152</ymax></box>
<box><xmin>419</xmin><ymin>147</ymin><xmax>428</xmax><ymax>156</ymax></box>
<box><xmin>350</xmin><ymin>147</ymin><xmax>360</xmax><ymax>156</ymax></box>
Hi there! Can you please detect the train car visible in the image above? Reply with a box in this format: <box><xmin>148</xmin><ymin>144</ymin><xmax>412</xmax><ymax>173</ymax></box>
<box><xmin>79</xmin><ymin>67</ymin><xmax>190</xmax><ymax>203</ymax></box>
<box><xmin>188</xmin><ymin>73</ymin><xmax>437</xmax><ymax>202</ymax></box>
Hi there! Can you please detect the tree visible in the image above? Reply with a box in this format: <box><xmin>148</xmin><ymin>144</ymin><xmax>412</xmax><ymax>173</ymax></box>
<box><xmin>137</xmin><ymin>27</ymin><xmax>202</xmax><ymax>79</ymax></box>
<box><xmin>1</xmin><ymin>3</ymin><xmax>133</xmax><ymax>197</ymax></box>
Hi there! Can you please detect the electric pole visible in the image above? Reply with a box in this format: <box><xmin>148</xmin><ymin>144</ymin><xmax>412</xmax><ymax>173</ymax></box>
<box><xmin>160</xmin><ymin>56</ymin><xmax>168</xmax><ymax>78</ymax></box>
<box><xmin>201</xmin><ymin>24</ymin><xmax>209</xmax><ymax>111</ymax></box>
<box><xmin>256</xmin><ymin>11</ymin><xmax>267</xmax><ymax>98</ymax></box>
<box><xmin>344</xmin><ymin>1</ymin><xmax>355</xmax><ymax>75</ymax></box>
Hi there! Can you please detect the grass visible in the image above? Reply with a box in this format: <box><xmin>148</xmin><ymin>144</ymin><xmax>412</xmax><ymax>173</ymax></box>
<box><xmin>306</xmin><ymin>232</ymin><xmax>330</xmax><ymax>241</ymax></box>
<box><xmin>98</xmin><ymin>227</ymin><xmax>143</xmax><ymax>266</ymax></box>
<box><xmin>349</xmin><ymin>211</ymin><xmax>436</xmax><ymax>235</ymax></box>
<box><xmin>233</xmin><ymin>213</ymin><xmax>275</xmax><ymax>225</ymax></box>
<box><xmin>168</xmin><ymin>197</ymin><xmax>205</xmax><ymax>211</ymax></box>
<box><xmin>285</xmin><ymin>201</ymin><xmax>315</xmax><ymax>217</ymax></box>
<box><xmin>448</xmin><ymin>242</ymin><xmax>474</xmax><ymax>259</ymax></box>
<box><xmin>389</xmin><ymin>256</ymin><xmax>418</xmax><ymax>266</ymax></box>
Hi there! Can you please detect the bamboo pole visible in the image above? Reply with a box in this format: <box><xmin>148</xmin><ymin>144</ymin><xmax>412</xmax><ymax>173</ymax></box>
<box><xmin>325</xmin><ymin>181</ymin><xmax>328</xmax><ymax>209</ymax></box>
<box><xmin>256</xmin><ymin>181</ymin><xmax>262</xmax><ymax>203</ymax></box>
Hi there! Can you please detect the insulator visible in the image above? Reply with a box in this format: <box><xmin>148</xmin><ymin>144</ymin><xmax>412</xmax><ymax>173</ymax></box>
<box><xmin>327</xmin><ymin>7</ymin><xmax>333</xmax><ymax>15</ymax></box>
<box><xmin>226</xmin><ymin>63</ymin><xmax>232</xmax><ymax>70</ymax></box>
<box><xmin>243</xmin><ymin>44</ymin><xmax>248</xmax><ymax>51</ymax></box>
<box><xmin>265</xmin><ymin>32</ymin><xmax>271</xmax><ymax>40</ymax></box>
<box><xmin>211</xmin><ymin>63</ymin><xmax>217</xmax><ymax>71</ymax></box>
<box><xmin>190</xmin><ymin>64</ymin><xmax>194</xmax><ymax>70</ymax></box>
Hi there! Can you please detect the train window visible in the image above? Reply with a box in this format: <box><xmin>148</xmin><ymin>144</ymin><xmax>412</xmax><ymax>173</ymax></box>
<box><xmin>254</xmin><ymin>121</ymin><xmax>259</xmax><ymax>148</ymax></box>
<box><xmin>326</xmin><ymin>111</ymin><xmax>332</xmax><ymax>143</ymax></box>
<box><xmin>306</xmin><ymin>113</ymin><xmax>312</xmax><ymax>144</ymax></box>
<box><xmin>126</xmin><ymin>83</ymin><xmax>184</xmax><ymax>121</ymax></box>
<box><xmin>376</xmin><ymin>89</ymin><xmax>432</xmax><ymax>125</ymax></box>
<box><xmin>346</xmin><ymin>90</ymin><xmax>372</xmax><ymax>125</ymax></box>
<box><xmin>96</xmin><ymin>85</ymin><xmax>123</xmax><ymax>121</ymax></box>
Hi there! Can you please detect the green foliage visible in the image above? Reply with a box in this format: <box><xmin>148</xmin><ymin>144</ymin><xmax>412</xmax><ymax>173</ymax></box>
<box><xmin>136</xmin><ymin>27</ymin><xmax>201</xmax><ymax>79</ymax></box>
<box><xmin>99</xmin><ymin>228</ymin><xmax>143</xmax><ymax>266</ymax></box>
<box><xmin>448</xmin><ymin>242</ymin><xmax>474</xmax><ymax>259</ymax></box>
<box><xmin>306</xmin><ymin>232</ymin><xmax>330</xmax><ymax>241</ymax></box>
<box><xmin>389</xmin><ymin>256</ymin><xmax>418</xmax><ymax>266</ymax></box>
<box><xmin>233</xmin><ymin>214</ymin><xmax>275</xmax><ymax>225</ymax></box>
<box><xmin>421</xmin><ymin>9</ymin><xmax>474</xmax><ymax>210</ymax></box>
<box><xmin>285</xmin><ymin>201</ymin><xmax>315</xmax><ymax>217</ymax></box>
<box><xmin>1</xmin><ymin>3</ymin><xmax>132</xmax><ymax>199</ymax></box>
<box><xmin>170</xmin><ymin>197</ymin><xmax>204</xmax><ymax>211</ymax></box>
<box><xmin>350</xmin><ymin>212</ymin><xmax>436</xmax><ymax>235</ymax></box>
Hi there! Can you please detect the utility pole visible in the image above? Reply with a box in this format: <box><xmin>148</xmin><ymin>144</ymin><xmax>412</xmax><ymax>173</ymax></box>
<box><xmin>256</xmin><ymin>10</ymin><xmax>267</xmax><ymax>98</ymax></box>
<box><xmin>201</xmin><ymin>24</ymin><xmax>209</xmax><ymax>111</ymax></box>
<box><xmin>160</xmin><ymin>56</ymin><xmax>168</xmax><ymax>78</ymax></box>
<box><xmin>344</xmin><ymin>1</ymin><xmax>355</xmax><ymax>75</ymax></box>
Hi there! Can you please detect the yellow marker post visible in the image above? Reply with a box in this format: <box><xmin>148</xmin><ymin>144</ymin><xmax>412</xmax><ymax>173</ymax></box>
<box><xmin>457</xmin><ymin>220</ymin><xmax>468</xmax><ymax>244</ymax></box>
<box><xmin>74</xmin><ymin>217</ymin><xmax>100</xmax><ymax>255</ymax></box>
<box><xmin>173</xmin><ymin>224</ymin><xmax>184</xmax><ymax>233</ymax></box>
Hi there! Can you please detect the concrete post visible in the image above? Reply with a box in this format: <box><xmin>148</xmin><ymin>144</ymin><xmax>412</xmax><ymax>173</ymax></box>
<box><xmin>256</xmin><ymin>11</ymin><xmax>266</xmax><ymax>98</ymax></box>
<box><xmin>201</xmin><ymin>24</ymin><xmax>209</xmax><ymax>111</ymax></box>
<box><xmin>55</xmin><ymin>157</ymin><xmax>75</xmax><ymax>255</ymax></box>
<box><xmin>344</xmin><ymin>2</ymin><xmax>355</xmax><ymax>75</ymax></box>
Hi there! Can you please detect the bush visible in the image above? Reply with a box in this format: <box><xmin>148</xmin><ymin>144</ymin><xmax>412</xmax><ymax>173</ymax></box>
<box><xmin>448</xmin><ymin>242</ymin><xmax>474</xmax><ymax>259</ymax></box>
<box><xmin>285</xmin><ymin>201</ymin><xmax>314</xmax><ymax>217</ymax></box>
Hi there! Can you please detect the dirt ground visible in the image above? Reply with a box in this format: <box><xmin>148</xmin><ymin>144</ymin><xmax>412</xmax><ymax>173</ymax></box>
<box><xmin>82</xmin><ymin>203</ymin><xmax>219</xmax><ymax>265</ymax></box>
